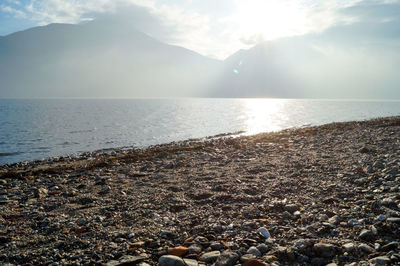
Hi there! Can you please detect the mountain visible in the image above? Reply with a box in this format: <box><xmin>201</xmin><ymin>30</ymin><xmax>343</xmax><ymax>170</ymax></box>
<box><xmin>215</xmin><ymin>6</ymin><xmax>400</xmax><ymax>99</ymax></box>
<box><xmin>0</xmin><ymin>20</ymin><xmax>221</xmax><ymax>98</ymax></box>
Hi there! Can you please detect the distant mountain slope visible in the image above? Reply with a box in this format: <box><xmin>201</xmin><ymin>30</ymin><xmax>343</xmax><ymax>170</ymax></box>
<box><xmin>0</xmin><ymin>20</ymin><xmax>221</xmax><ymax>98</ymax></box>
<box><xmin>215</xmin><ymin>15</ymin><xmax>400</xmax><ymax>99</ymax></box>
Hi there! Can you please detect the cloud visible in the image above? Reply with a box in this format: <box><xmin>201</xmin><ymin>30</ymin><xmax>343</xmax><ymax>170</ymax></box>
<box><xmin>0</xmin><ymin>5</ymin><xmax>27</xmax><ymax>18</ymax></box>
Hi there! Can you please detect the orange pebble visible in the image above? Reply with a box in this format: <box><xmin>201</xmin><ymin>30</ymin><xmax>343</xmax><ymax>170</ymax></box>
<box><xmin>168</xmin><ymin>246</ymin><xmax>189</xmax><ymax>257</ymax></box>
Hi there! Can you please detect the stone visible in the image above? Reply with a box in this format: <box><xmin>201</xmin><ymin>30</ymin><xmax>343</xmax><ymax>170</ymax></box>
<box><xmin>240</xmin><ymin>254</ymin><xmax>257</xmax><ymax>263</ymax></box>
<box><xmin>256</xmin><ymin>243</ymin><xmax>269</xmax><ymax>254</ymax></box>
<box><xmin>380</xmin><ymin>242</ymin><xmax>398</xmax><ymax>252</ymax></box>
<box><xmin>359</xmin><ymin>229</ymin><xmax>374</xmax><ymax>241</ymax></box>
<box><xmin>243</xmin><ymin>259</ymin><xmax>268</xmax><ymax>266</ymax></box>
<box><xmin>215</xmin><ymin>251</ymin><xmax>239</xmax><ymax>266</ymax></box>
<box><xmin>210</xmin><ymin>242</ymin><xmax>224</xmax><ymax>250</ymax></box>
<box><xmin>348</xmin><ymin>219</ymin><xmax>361</xmax><ymax>227</ymax></box>
<box><xmin>284</xmin><ymin>204</ymin><xmax>299</xmax><ymax>213</ymax></box>
<box><xmin>387</xmin><ymin>217</ymin><xmax>400</xmax><ymax>224</ymax></box>
<box><xmin>257</xmin><ymin>227</ymin><xmax>270</xmax><ymax>239</ymax></box>
<box><xmin>375</xmin><ymin>214</ymin><xmax>387</xmax><ymax>222</ymax></box>
<box><xmin>342</xmin><ymin>243</ymin><xmax>356</xmax><ymax>253</ymax></box>
<box><xmin>247</xmin><ymin>246</ymin><xmax>262</xmax><ymax>257</ymax></box>
<box><xmin>188</xmin><ymin>244</ymin><xmax>202</xmax><ymax>254</ymax></box>
<box><xmin>313</xmin><ymin>242</ymin><xmax>336</xmax><ymax>258</ymax></box>
<box><xmin>199</xmin><ymin>251</ymin><xmax>220</xmax><ymax>263</ymax></box>
<box><xmin>106</xmin><ymin>255</ymin><xmax>145</xmax><ymax>266</ymax></box>
<box><xmin>358</xmin><ymin>243</ymin><xmax>375</xmax><ymax>254</ymax></box>
<box><xmin>168</xmin><ymin>246</ymin><xmax>189</xmax><ymax>257</ymax></box>
<box><xmin>328</xmin><ymin>215</ymin><xmax>340</xmax><ymax>225</ymax></box>
<box><xmin>369</xmin><ymin>256</ymin><xmax>391</xmax><ymax>265</ymax></box>
<box><xmin>158</xmin><ymin>255</ymin><xmax>185</xmax><ymax>266</ymax></box>
<box><xmin>183</xmin><ymin>259</ymin><xmax>198</xmax><ymax>266</ymax></box>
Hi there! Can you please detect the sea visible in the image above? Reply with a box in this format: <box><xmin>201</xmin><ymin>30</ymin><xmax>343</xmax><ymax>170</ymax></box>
<box><xmin>1</xmin><ymin>98</ymin><xmax>400</xmax><ymax>165</ymax></box>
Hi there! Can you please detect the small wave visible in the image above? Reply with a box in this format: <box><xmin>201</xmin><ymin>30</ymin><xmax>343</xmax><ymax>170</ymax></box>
<box><xmin>69</xmin><ymin>129</ymin><xmax>94</xmax><ymax>134</ymax></box>
<box><xmin>57</xmin><ymin>141</ymin><xmax>79</xmax><ymax>146</ymax></box>
<box><xmin>0</xmin><ymin>152</ymin><xmax>22</xmax><ymax>157</ymax></box>
<box><xmin>34</xmin><ymin>147</ymin><xmax>50</xmax><ymax>150</ymax></box>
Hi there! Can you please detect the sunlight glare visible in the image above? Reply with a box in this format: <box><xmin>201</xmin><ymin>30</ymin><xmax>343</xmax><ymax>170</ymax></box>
<box><xmin>234</xmin><ymin>0</ymin><xmax>308</xmax><ymax>42</ymax></box>
<box><xmin>243</xmin><ymin>99</ymin><xmax>288</xmax><ymax>135</ymax></box>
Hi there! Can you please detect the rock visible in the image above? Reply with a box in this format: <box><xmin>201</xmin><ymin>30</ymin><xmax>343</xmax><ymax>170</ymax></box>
<box><xmin>35</xmin><ymin>187</ymin><xmax>48</xmax><ymax>198</ymax></box>
<box><xmin>369</xmin><ymin>256</ymin><xmax>391</xmax><ymax>265</ymax></box>
<box><xmin>342</xmin><ymin>242</ymin><xmax>356</xmax><ymax>253</ymax></box>
<box><xmin>188</xmin><ymin>244</ymin><xmax>202</xmax><ymax>254</ymax></box>
<box><xmin>183</xmin><ymin>259</ymin><xmax>198</xmax><ymax>266</ymax></box>
<box><xmin>313</xmin><ymin>242</ymin><xmax>336</xmax><ymax>258</ymax></box>
<box><xmin>210</xmin><ymin>242</ymin><xmax>224</xmax><ymax>250</ymax></box>
<box><xmin>348</xmin><ymin>219</ymin><xmax>361</xmax><ymax>227</ymax></box>
<box><xmin>380</xmin><ymin>242</ymin><xmax>398</xmax><ymax>252</ymax></box>
<box><xmin>375</xmin><ymin>214</ymin><xmax>387</xmax><ymax>222</ymax></box>
<box><xmin>359</xmin><ymin>229</ymin><xmax>374</xmax><ymax>241</ymax></box>
<box><xmin>328</xmin><ymin>215</ymin><xmax>340</xmax><ymax>225</ymax></box>
<box><xmin>247</xmin><ymin>246</ymin><xmax>262</xmax><ymax>257</ymax></box>
<box><xmin>284</xmin><ymin>204</ymin><xmax>299</xmax><ymax>213</ymax></box>
<box><xmin>387</xmin><ymin>217</ymin><xmax>400</xmax><ymax>224</ymax></box>
<box><xmin>243</xmin><ymin>259</ymin><xmax>268</xmax><ymax>266</ymax></box>
<box><xmin>99</xmin><ymin>185</ymin><xmax>111</xmax><ymax>194</ymax></box>
<box><xmin>158</xmin><ymin>255</ymin><xmax>185</xmax><ymax>266</ymax></box>
<box><xmin>199</xmin><ymin>251</ymin><xmax>220</xmax><ymax>263</ymax></box>
<box><xmin>263</xmin><ymin>255</ymin><xmax>278</xmax><ymax>263</ymax></box>
<box><xmin>215</xmin><ymin>251</ymin><xmax>239</xmax><ymax>266</ymax></box>
<box><xmin>358</xmin><ymin>243</ymin><xmax>375</xmax><ymax>254</ymax></box>
<box><xmin>373</xmin><ymin>161</ymin><xmax>385</xmax><ymax>169</ymax></box>
<box><xmin>168</xmin><ymin>246</ymin><xmax>189</xmax><ymax>257</ymax></box>
<box><xmin>256</xmin><ymin>243</ymin><xmax>269</xmax><ymax>254</ymax></box>
<box><xmin>106</xmin><ymin>255</ymin><xmax>145</xmax><ymax>266</ymax></box>
<box><xmin>240</xmin><ymin>254</ymin><xmax>257</xmax><ymax>263</ymax></box>
<box><xmin>257</xmin><ymin>227</ymin><xmax>270</xmax><ymax>239</ymax></box>
<box><xmin>381</xmin><ymin>198</ymin><xmax>397</xmax><ymax>209</ymax></box>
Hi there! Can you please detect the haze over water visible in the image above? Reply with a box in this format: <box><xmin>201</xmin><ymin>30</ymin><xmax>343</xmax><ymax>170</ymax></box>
<box><xmin>1</xmin><ymin>98</ymin><xmax>400</xmax><ymax>165</ymax></box>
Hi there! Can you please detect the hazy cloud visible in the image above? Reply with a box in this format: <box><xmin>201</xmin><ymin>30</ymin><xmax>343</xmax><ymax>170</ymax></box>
<box><xmin>0</xmin><ymin>5</ymin><xmax>26</xmax><ymax>18</ymax></box>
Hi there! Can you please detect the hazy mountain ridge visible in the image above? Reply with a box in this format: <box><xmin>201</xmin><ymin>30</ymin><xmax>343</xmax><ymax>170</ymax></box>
<box><xmin>0</xmin><ymin>21</ymin><xmax>221</xmax><ymax>98</ymax></box>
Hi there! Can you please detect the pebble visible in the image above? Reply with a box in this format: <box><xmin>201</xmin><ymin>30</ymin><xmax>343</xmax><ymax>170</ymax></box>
<box><xmin>257</xmin><ymin>227</ymin><xmax>270</xmax><ymax>239</ymax></box>
<box><xmin>369</xmin><ymin>256</ymin><xmax>391</xmax><ymax>265</ymax></box>
<box><xmin>159</xmin><ymin>255</ymin><xmax>185</xmax><ymax>266</ymax></box>
<box><xmin>215</xmin><ymin>251</ymin><xmax>239</xmax><ymax>266</ymax></box>
<box><xmin>342</xmin><ymin>243</ymin><xmax>356</xmax><ymax>253</ymax></box>
<box><xmin>256</xmin><ymin>243</ymin><xmax>269</xmax><ymax>254</ymax></box>
<box><xmin>359</xmin><ymin>229</ymin><xmax>374</xmax><ymax>241</ymax></box>
<box><xmin>183</xmin><ymin>259</ymin><xmax>198</xmax><ymax>266</ymax></box>
<box><xmin>358</xmin><ymin>243</ymin><xmax>375</xmax><ymax>254</ymax></box>
<box><xmin>243</xmin><ymin>259</ymin><xmax>268</xmax><ymax>266</ymax></box>
<box><xmin>240</xmin><ymin>254</ymin><xmax>257</xmax><ymax>263</ymax></box>
<box><xmin>247</xmin><ymin>246</ymin><xmax>262</xmax><ymax>257</ymax></box>
<box><xmin>168</xmin><ymin>246</ymin><xmax>189</xmax><ymax>257</ymax></box>
<box><xmin>199</xmin><ymin>251</ymin><xmax>220</xmax><ymax>263</ymax></box>
<box><xmin>313</xmin><ymin>242</ymin><xmax>336</xmax><ymax>258</ymax></box>
<box><xmin>387</xmin><ymin>217</ymin><xmax>400</xmax><ymax>224</ymax></box>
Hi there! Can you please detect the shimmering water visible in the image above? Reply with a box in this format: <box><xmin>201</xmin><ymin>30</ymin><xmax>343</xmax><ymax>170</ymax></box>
<box><xmin>1</xmin><ymin>98</ymin><xmax>400</xmax><ymax>165</ymax></box>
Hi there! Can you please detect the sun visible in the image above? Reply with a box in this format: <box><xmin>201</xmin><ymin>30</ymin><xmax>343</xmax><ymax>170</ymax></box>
<box><xmin>233</xmin><ymin>0</ymin><xmax>308</xmax><ymax>42</ymax></box>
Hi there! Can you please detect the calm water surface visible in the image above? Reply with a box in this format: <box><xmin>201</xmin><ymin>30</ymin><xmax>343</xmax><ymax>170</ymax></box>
<box><xmin>1</xmin><ymin>98</ymin><xmax>400</xmax><ymax>165</ymax></box>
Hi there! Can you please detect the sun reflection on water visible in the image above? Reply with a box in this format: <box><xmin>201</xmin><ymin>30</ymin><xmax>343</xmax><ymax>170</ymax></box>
<box><xmin>242</xmin><ymin>98</ymin><xmax>288</xmax><ymax>135</ymax></box>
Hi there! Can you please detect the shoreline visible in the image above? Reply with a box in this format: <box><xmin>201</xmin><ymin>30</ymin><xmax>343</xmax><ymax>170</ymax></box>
<box><xmin>1</xmin><ymin>116</ymin><xmax>400</xmax><ymax>265</ymax></box>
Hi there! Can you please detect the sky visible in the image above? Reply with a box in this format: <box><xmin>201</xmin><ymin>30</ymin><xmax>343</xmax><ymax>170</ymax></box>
<box><xmin>0</xmin><ymin>0</ymin><xmax>389</xmax><ymax>59</ymax></box>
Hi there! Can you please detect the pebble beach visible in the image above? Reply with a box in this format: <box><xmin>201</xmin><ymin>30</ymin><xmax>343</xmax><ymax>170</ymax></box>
<box><xmin>1</xmin><ymin>116</ymin><xmax>400</xmax><ymax>265</ymax></box>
